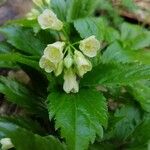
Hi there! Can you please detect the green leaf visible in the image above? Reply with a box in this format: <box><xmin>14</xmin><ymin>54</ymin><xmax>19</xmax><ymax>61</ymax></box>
<box><xmin>127</xmin><ymin>114</ymin><xmax>150</xmax><ymax>148</ymax></box>
<box><xmin>120</xmin><ymin>23</ymin><xmax>150</xmax><ymax>50</ymax></box>
<box><xmin>74</xmin><ymin>18</ymin><xmax>102</xmax><ymax>40</ymax></box>
<box><xmin>102</xmin><ymin>41</ymin><xmax>150</xmax><ymax>64</ymax></box>
<box><xmin>112</xmin><ymin>105</ymin><xmax>141</xmax><ymax>140</ymax></box>
<box><xmin>0</xmin><ymin>25</ymin><xmax>45</xmax><ymax>55</ymax></box>
<box><xmin>67</xmin><ymin>0</ymin><xmax>98</xmax><ymax>21</ymax></box>
<box><xmin>0</xmin><ymin>53</ymin><xmax>40</xmax><ymax>70</ymax></box>
<box><xmin>0</xmin><ymin>42</ymin><xmax>12</xmax><ymax>53</ymax></box>
<box><xmin>128</xmin><ymin>81</ymin><xmax>150</xmax><ymax>112</ymax></box>
<box><xmin>51</xmin><ymin>0</ymin><xmax>67</xmax><ymax>21</ymax></box>
<box><xmin>81</xmin><ymin>63</ymin><xmax>150</xmax><ymax>86</ymax></box>
<box><xmin>0</xmin><ymin>121</ymin><xmax>65</xmax><ymax>150</ymax></box>
<box><xmin>0</xmin><ymin>76</ymin><xmax>47</xmax><ymax>116</ymax></box>
<box><xmin>0</xmin><ymin>117</ymin><xmax>45</xmax><ymax>135</ymax></box>
<box><xmin>74</xmin><ymin>17</ymin><xmax>119</xmax><ymax>42</ymax></box>
<box><xmin>47</xmin><ymin>89</ymin><xmax>108</xmax><ymax>150</ymax></box>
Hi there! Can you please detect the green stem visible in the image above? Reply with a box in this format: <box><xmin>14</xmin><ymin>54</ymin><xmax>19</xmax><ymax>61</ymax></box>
<box><xmin>72</xmin><ymin>41</ymin><xmax>80</xmax><ymax>46</ymax></box>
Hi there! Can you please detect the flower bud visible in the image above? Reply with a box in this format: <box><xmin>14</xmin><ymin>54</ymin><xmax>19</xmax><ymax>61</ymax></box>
<box><xmin>74</xmin><ymin>50</ymin><xmax>92</xmax><ymax>77</ymax></box>
<box><xmin>0</xmin><ymin>138</ymin><xmax>14</xmax><ymax>150</ymax></box>
<box><xmin>54</xmin><ymin>60</ymin><xmax>63</xmax><ymax>76</ymax></box>
<box><xmin>79</xmin><ymin>35</ymin><xmax>100</xmax><ymax>58</ymax></box>
<box><xmin>44</xmin><ymin>42</ymin><xmax>65</xmax><ymax>64</ymax></box>
<box><xmin>64</xmin><ymin>53</ymin><xmax>73</xmax><ymax>69</ymax></box>
<box><xmin>39</xmin><ymin>56</ymin><xmax>56</xmax><ymax>73</ymax></box>
<box><xmin>38</xmin><ymin>9</ymin><xmax>63</xmax><ymax>30</ymax></box>
<box><xmin>63</xmin><ymin>69</ymin><xmax>79</xmax><ymax>93</ymax></box>
<box><xmin>33</xmin><ymin>0</ymin><xmax>44</xmax><ymax>7</ymax></box>
<box><xmin>26</xmin><ymin>9</ymin><xmax>40</xmax><ymax>20</ymax></box>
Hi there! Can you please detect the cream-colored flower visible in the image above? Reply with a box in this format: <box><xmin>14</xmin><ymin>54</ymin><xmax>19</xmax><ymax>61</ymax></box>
<box><xmin>64</xmin><ymin>53</ymin><xmax>73</xmax><ymax>69</ymax></box>
<box><xmin>44</xmin><ymin>42</ymin><xmax>65</xmax><ymax>64</ymax></box>
<box><xmin>38</xmin><ymin>9</ymin><xmax>63</xmax><ymax>30</ymax></box>
<box><xmin>54</xmin><ymin>60</ymin><xmax>63</xmax><ymax>76</ymax></box>
<box><xmin>33</xmin><ymin>0</ymin><xmax>43</xmax><ymax>7</ymax></box>
<box><xmin>26</xmin><ymin>9</ymin><xmax>40</xmax><ymax>20</ymax></box>
<box><xmin>79</xmin><ymin>35</ymin><xmax>100</xmax><ymax>58</ymax></box>
<box><xmin>63</xmin><ymin>69</ymin><xmax>79</xmax><ymax>93</ymax></box>
<box><xmin>74</xmin><ymin>50</ymin><xmax>92</xmax><ymax>77</ymax></box>
<box><xmin>39</xmin><ymin>56</ymin><xmax>56</xmax><ymax>73</ymax></box>
<box><xmin>0</xmin><ymin>138</ymin><xmax>14</xmax><ymax>150</ymax></box>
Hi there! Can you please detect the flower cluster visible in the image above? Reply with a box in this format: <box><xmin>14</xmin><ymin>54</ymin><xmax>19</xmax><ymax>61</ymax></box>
<box><xmin>38</xmin><ymin>9</ymin><xmax>101</xmax><ymax>93</ymax></box>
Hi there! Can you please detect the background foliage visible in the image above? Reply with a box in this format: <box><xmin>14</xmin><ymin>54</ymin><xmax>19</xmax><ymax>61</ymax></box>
<box><xmin>0</xmin><ymin>0</ymin><xmax>150</xmax><ymax>150</ymax></box>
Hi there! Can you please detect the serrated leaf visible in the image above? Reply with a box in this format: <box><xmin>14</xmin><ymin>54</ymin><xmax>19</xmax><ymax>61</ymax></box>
<box><xmin>74</xmin><ymin>17</ymin><xmax>119</xmax><ymax>42</ymax></box>
<box><xmin>67</xmin><ymin>0</ymin><xmax>98</xmax><ymax>22</ymax></box>
<box><xmin>120</xmin><ymin>23</ymin><xmax>150</xmax><ymax>50</ymax></box>
<box><xmin>127</xmin><ymin>115</ymin><xmax>150</xmax><ymax>149</ymax></box>
<box><xmin>0</xmin><ymin>26</ymin><xmax>45</xmax><ymax>55</ymax></box>
<box><xmin>81</xmin><ymin>63</ymin><xmax>150</xmax><ymax>86</ymax></box>
<box><xmin>102</xmin><ymin>41</ymin><xmax>150</xmax><ymax>64</ymax></box>
<box><xmin>0</xmin><ymin>121</ymin><xmax>65</xmax><ymax>150</ymax></box>
<box><xmin>128</xmin><ymin>81</ymin><xmax>150</xmax><ymax>112</ymax></box>
<box><xmin>74</xmin><ymin>18</ymin><xmax>103</xmax><ymax>40</ymax></box>
<box><xmin>47</xmin><ymin>89</ymin><xmax>108</xmax><ymax>150</ymax></box>
<box><xmin>51</xmin><ymin>0</ymin><xmax>67</xmax><ymax>21</ymax></box>
<box><xmin>0</xmin><ymin>76</ymin><xmax>47</xmax><ymax>116</ymax></box>
<box><xmin>112</xmin><ymin>105</ymin><xmax>141</xmax><ymax>140</ymax></box>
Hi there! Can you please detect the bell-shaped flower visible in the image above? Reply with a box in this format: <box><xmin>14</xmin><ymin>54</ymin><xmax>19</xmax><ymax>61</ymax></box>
<box><xmin>44</xmin><ymin>42</ymin><xmax>65</xmax><ymax>64</ymax></box>
<box><xmin>54</xmin><ymin>60</ymin><xmax>64</xmax><ymax>76</ymax></box>
<box><xmin>64</xmin><ymin>53</ymin><xmax>73</xmax><ymax>69</ymax></box>
<box><xmin>38</xmin><ymin>9</ymin><xmax>63</xmax><ymax>30</ymax></box>
<box><xmin>39</xmin><ymin>56</ymin><xmax>56</xmax><ymax>73</ymax></box>
<box><xmin>79</xmin><ymin>35</ymin><xmax>100</xmax><ymax>58</ymax></box>
<box><xmin>0</xmin><ymin>138</ymin><xmax>14</xmax><ymax>150</ymax></box>
<box><xmin>74</xmin><ymin>50</ymin><xmax>92</xmax><ymax>77</ymax></box>
<box><xmin>63</xmin><ymin>69</ymin><xmax>79</xmax><ymax>93</ymax></box>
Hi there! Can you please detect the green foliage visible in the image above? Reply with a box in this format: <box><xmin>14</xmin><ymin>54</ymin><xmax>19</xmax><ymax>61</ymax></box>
<box><xmin>0</xmin><ymin>120</ymin><xmax>65</xmax><ymax>150</ymax></box>
<box><xmin>0</xmin><ymin>0</ymin><xmax>150</xmax><ymax>150</ymax></box>
<box><xmin>128</xmin><ymin>81</ymin><xmax>150</xmax><ymax>112</ymax></box>
<box><xmin>0</xmin><ymin>26</ymin><xmax>45</xmax><ymax>55</ymax></box>
<box><xmin>81</xmin><ymin>63</ymin><xmax>150</xmax><ymax>86</ymax></box>
<box><xmin>74</xmin><ymin>17</ymin><xmax>120</xmax><ymax>42</ymax></box>
<box><xmin>0</xmin><ymin>76</ymin><xmax>47</xmax><ymax>116</ymax></box>
<box><xmin>47</xmin><ymin>89</ymin><xmax>107</xmax><ymax>150</ymax></box>
<box><xmin>102</xmin><ymin>41</ymin><xmax>150</xmax><ymax>64</ymax></box>
<box><xmin>67</xmin><ymin>0</ymin><xmax>98</xmax><ymax>22</ymax></box>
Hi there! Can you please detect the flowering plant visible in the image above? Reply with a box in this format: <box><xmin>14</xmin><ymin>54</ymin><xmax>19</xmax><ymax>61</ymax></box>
<box><xmin>0</xmin><ymin>0</ymin><xmax>150</xmax><ymax>150</ymax></box>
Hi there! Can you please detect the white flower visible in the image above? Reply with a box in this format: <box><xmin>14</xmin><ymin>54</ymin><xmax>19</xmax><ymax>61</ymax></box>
<box><xmin>39</xmin><ymin>56</ymin><xmax>56</xmax><ymax>73</ymax></box>
<box><xmin>64</xmin><ymin>53</ymin><xmax>73</xmax><ymax>69</ymax></box>
<box><xmin>54</xmin><ymin>60</ymin><xmax>64</xmax><ymax>76</ymax></box>
<box><xmin>38</xmin><ymin>9</ymin><xmax>63</xmax><ymax>30</ymax></box>
<box><xmin>79</xmin><ymin>35</ymin><xmax>100</xmax><ymax>58</ymax></box>
<box><xmin>44</xmin><ymin>42</ymin><xmax>65</xmax><ymax>64</ymax></box>
<box><xmin>74</xmin><ymin>50</ymin><xmax>92</xmax><ymax>77</ymax></box>
<box><xmin>26</xmin><ymin>9</ymin><xmax>40</xmax><ymax>20</ymax></box>
<box><xmin>33</xmin><ymin>0</ymin><xmax>43</xmax><ymax>7</ymax></box>
<box><xmin>63</xmin><ymin>69</ymin><xmax>79</xmax><ymax>93</ymax></box>
<box><xmin>0</xmin><ymin>138</ymin><xmax>14</xmax><ymax>150</ymax></box>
